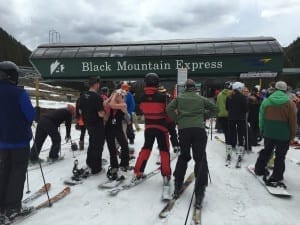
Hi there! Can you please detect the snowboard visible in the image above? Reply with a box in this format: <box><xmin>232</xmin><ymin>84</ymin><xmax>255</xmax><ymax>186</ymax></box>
<box><xmin>98</xmin><ymin>175</ymin><xmax>126</xmax><ymax>189</ymax></box>
<box><xmin>159</xmin><ymin>172</ymin><xmax>195</xmax><ymax>218</ymax></box>
<box><xmin>63</xmin><ymin>158</ymin><xmax>107</xmax><ymax>185</ymax></box>
<box><xmin>247</xmin><ymin>165</ymin><xmax>291</xmax><ymax>197</ymax></box>
<box><xmin>22</xmin><ymin>183</ymin><xmax>51</xmax><ymax>205</ymax></box>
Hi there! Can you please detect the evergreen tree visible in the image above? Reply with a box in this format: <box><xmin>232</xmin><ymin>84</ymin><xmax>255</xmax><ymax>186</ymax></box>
<box><xmin>0</xmin><ymin>27</ymin><xmax>31</xmax><ymax>66</ymax></box>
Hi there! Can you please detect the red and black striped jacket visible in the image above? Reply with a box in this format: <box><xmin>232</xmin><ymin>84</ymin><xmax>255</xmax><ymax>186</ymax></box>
<box><xmin>139</xmin><ymin>87</ymin><xmax>168</xmax><ymax>131</ymax></box>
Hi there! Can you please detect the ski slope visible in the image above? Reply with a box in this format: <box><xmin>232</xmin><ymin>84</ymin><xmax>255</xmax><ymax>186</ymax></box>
<box><xmin>21</xmin><ymin>125</ymin><xmax>300</xmax><ymax>225</ymax></box>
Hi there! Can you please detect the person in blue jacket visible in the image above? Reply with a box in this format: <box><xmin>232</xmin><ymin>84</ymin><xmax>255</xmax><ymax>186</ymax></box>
<box><xmin>0</xmin><ymin>61</ymin><xmax>36</xmax><ymax>222</ymax></box>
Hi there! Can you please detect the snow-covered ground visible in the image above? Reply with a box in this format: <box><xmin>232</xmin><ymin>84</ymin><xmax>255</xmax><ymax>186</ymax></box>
<box><xmin>20</xmin><ymin>121</ymin><xmax>300</xmax><ymax>225</ymax></box>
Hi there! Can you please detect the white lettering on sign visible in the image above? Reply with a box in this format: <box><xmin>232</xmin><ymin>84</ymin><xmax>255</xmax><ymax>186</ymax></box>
<box><xmin>81</xmin><ymin>60</ymin><xmax>223</xmax><ymax>72</ymax></box>
<box><xmin>175</xmin><ymin>60</ymin><xmax>222</xmax><ymax>71</ymax></box>
<box><xmin>117</xmin><ymin>61</ymin><xmax>171</xmax><ymax>71</ymax></box>
<box><xmin>82</xmin><ymin>61</ymin><xmax>112</xmax><ymax>72</ymax></box>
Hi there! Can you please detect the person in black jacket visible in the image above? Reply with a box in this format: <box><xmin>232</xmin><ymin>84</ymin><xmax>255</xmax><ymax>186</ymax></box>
<box><xmin>0</xmin><ymin>61</ymin><xmax>36</xmax><ymax>222</ymax></box>
<box><xmin>79</xmin><ymin>77</ymin><xmax>105</xmax><ymax>174</ymax></box>
<box><xmin>105</xmin><ymin>89</ymin><xmax>131</xmax><ymax>180</ymax></box>
<box><xmin>225</xmin><ymin>82</ymin><xmax>248</xmax><ymax>160</ymax></box>
<box><xmin>30</xmin><ymin>105</ymin><xmax>75</xmax><ymax>163</ymax></box>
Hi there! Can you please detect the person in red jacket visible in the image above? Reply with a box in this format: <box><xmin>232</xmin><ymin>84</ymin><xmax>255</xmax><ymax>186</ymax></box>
<box><xmin>133</xmin><ymin>73</ymin><xmax>171</xmax><ymax>199</ymax></box>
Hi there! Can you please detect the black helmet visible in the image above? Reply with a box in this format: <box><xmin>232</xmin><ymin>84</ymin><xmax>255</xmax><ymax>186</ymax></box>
<box><xmin>144</xmin><ymin>73</ymin><xmax>159</xmax><ymax>87</ymax></box>
<box><xmin>0</xmin><ymin>61</ymin><xmax>19</xmax><ymax>85</ymax></box>
<box><xmin>101</xmin><ymin>86</ymin><xmax>109</xmax><ymax>93</ymax></box>
<box><xmin>224</xmin><ymin>81</ymin><xmax>232</xmax><ymax>90</ymax></box>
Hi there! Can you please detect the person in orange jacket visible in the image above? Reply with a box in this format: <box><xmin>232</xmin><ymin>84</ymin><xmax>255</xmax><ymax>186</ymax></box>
<box><xmin>76</xmin><ymin>97</ymin><xmax>86</xmax><ymax>150</ymax></box>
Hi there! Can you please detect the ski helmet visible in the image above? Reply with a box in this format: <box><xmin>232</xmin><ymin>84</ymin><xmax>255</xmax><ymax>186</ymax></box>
<box><xmin>224</xmin><ymin>81</ymin><xmax>232</xmax><ymax>90</ymax></box>
<box><xmin>0</xmin><ymin>61</ymin><xmax>19</xmax><ymax>85</ymax></box>
<box><xmin>144</xmin><ymin>73</ymin><xmax>159</xmax><ymax>87</ymax></box>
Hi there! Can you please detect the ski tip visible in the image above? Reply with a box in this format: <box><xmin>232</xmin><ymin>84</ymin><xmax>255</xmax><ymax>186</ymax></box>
<box><xmin>64</xmin><ymin>186</ymin><xmax>71</xmax><ymax>193</ymax></box>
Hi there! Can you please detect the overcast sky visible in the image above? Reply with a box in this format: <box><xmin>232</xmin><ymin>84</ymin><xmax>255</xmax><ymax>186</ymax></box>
<box><xmin>1</xmin><ymin>0</ymin><xmax>299</xmax><ymax>51</ymax></box>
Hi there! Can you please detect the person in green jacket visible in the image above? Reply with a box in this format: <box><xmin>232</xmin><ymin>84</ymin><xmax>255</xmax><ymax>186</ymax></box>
<box><xmin>166</xmin><ymin>79</ymin><xmax>218</xmax><ymax>209</ymax></box>
<box><xmin>254</xmin><ymin>81</ymin><xmax>297</xmax><ymax>186</ymax></box>
<box><xmin>216</xmin><ymin>81</ymin><xmax>232</xmax><ymax>146</ymax></box>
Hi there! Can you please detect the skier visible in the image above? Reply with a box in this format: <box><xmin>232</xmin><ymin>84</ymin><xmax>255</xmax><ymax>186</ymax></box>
<box><xmin>121</xmin><ymin>82</ymin><xmax>136</xmax><ymax>145</ymax></box>
<box><xmin>225</xmin><ymin>82</ymin><xmax>248</xmax><ymax>163</ymax></box>
<box><xmin>247</xmin><ymin>87</ymin><xmax>261</xmax><ymax>147</ymax></box>
<box><xmin>105</xmin><ymin>89</ymin><xmax>131</xmax><ymax>180</ymax></box>
<box><xmin>254</xmin><ymin>81</ymin><xmax>297</xmax><ymax>186</ymax></box>
<box><xmin>133</xmin><ymin>73</ymin><xmax>171</xmax><ymax>198</ymax></box>
<box><xmin>75</xmin><ymin>97</ymin><xmax>86</xmax><ymax>150</ymax></box>
<box><xmin>30</xmin><ymin>104</ymin><xmax>75</xmax><ymax>163</ymax></box>
<box><xmin>0</xmin><ymin>61</ymin><xmax>36</xmax><ymax>222</ymax></box>
<box><xmin>216</xmin><ymin>81</ymin><xmax>232</xmax><ymax>150</ymax></box>
<box><xmin>158</xmin><ymin>85</ymin><xmax>180</xmax><ymax>153</ymax></box>
<box><xmin>79</xmin><ymin>77</ymin><xmax>105</xmax><ymax>174</ymax></box>
<box><xmin>166</xmin><ymin>79</ymin><xmax>218</xmax><ymax>209</ymax></box>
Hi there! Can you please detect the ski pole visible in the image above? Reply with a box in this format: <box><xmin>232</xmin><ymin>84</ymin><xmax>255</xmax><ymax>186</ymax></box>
<box><xmin>184</xmin><ymin>147</ymin><xmax>206</xmax><ymax>225</ymax></box>
<box><xmin>26</xmin><ymin>169</ymin><xmax>30</xmax><ymax>194</ymax></box>
<box><xmin>210</xmin><ymin>117</ymin><xmax>213</xmax><ymax>140</ymax></box>
<box><xmin>184</xmin><ymin>190</ymin><xmax>194</xmax><ymax>225</ymax></box>
<box><xmin>31</xmin><ymin>130</ymin><xmax>52</xmax><ymax>207</ymax></box>
<box><xmin>245</xmin><ymin>112</ymin><xmax>249</xmax><ymax>151</ymax></box>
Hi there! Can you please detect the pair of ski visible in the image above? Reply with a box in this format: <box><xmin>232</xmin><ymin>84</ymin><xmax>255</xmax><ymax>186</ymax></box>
<box><xmin>28</xmin><ymin>155</ymin><xmax>65</xmax><ymax>171</ymax></box>
<box><xmin>215</xmin><ymin>136</ymin><xmax>243</xmax><ymax>168</ymax></box>
<box><xmin>159</xmin><ymin>173</ymin><xmax>201</xmax><ymax>225</ymax></box>
<box><xmin>100</xmin><ymin>153</ymin><xmax>179</xmax><ymax>195</ymax></box>
<box><xmin>226</xmin><ymin>153</ymin><xmax>242</xmax><ymax>168</ymax></box>
<box><xmin>10</xmin><ymin>183</ymin><xmax>71</xmax><ymax>224</ymax></box>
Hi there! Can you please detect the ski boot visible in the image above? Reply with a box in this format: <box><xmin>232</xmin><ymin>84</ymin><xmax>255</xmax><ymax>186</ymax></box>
<box><xmin>195</xmin><ymin>187</ymin><xmax>206</xmax><ymax>209</ymax></box>
<box><xmin>106</xmin><ymin>167</ymin><xmax>119</xmax><ymax>181</ymax></box>
<box><xmin>0</xmin><ymin>213</ymin><xmax>10</xmax><ymax>225</ymax></box>
<box><xmin>79</xmin><ymin>140</ymin><xmax>84</xmax><ymax>150</ymax></box>
<box><xmin>6</xmin><ymin>206</ymin><xmax>33</xmax><ymax>221</ymax></box>
<box><xmin>225</xmin><ymin>145</ymin><xmax>232</xmax><ymax>165</ymax></box>
<box><xmin>162</xmin><ymin>176</ymin><xmax>171</xmax><ymax>200</ymax></box>
<box><xmin>173</xmin><ymin>180</ymin><xmax>183</xmax><ymax>199</ymax></box>
<box><xmin>72</xmin><ymin>160</ymin><xmax>90</xmax><ymax>180</ymax></box>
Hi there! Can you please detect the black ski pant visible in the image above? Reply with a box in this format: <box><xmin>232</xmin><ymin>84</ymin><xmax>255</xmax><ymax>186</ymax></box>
<box><xmin>30</xmin><ymin>117</ymin><xmax>61</xmax><ymax>160</ymax></box>
<box><xmin>79</xmin><ymin>125</ymin><xmax>86</xmax><ymax>142</ymax></box>
<box><xmin>217</xmin><ymin>117</ymin><xmax>230</xmax><ymax>145</ymax></box>
<box><xmin>86</xmin><ymin>123</ymin><xmax>105</xmax><ymax>174</ymax></box>
<box><xmin>126</xmin><ymin>123</ymin><xmax>135</xmax><ymax>145</ymax></box>
<box><xmin>167</xmin><ymin>121</ymin><xmax>179</xmax><ymax>148</ymax></box>
<box><xmin>255</xmin><ymin>137</ymin><xmax>289</xmax><ymax>180</ymax></box>
<box><xmin>0</xmin><ymin>147</ymin><xmax>29</xmax><ymax>211</ymax></box>
<box><xmin>228</xmin><ymin>120</ymin><xmax>247</xmax><ymax>148</ymax></box>
<box><xmin>105</xmin><ymin>124</ymin><xmax>129</xmax><ymax>169</ymax></box>
<box><xmin>174</xmin><ymin>128</ymin><xmax>208</xmax><ymax>197</ymax></box>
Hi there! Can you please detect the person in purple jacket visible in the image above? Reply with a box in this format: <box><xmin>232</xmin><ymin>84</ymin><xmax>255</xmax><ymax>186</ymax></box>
<box><xmin>0</xmin><ymin>61</ymin><xmax>36</xmax><ymax>222</ymax></box>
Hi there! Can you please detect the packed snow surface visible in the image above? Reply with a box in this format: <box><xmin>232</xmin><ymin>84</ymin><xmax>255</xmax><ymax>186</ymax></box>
<box><xmin>21</xmin><ymin>123</ymin><xmax>300</xmax><ymax>225</ymax></box>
